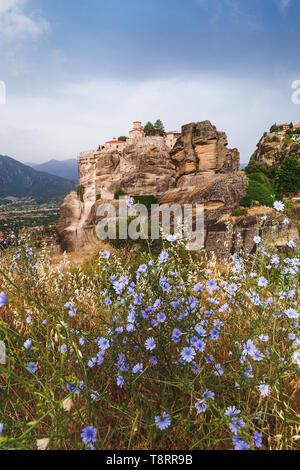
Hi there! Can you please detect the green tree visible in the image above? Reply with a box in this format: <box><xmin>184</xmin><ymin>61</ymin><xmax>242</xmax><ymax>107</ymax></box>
<box><xmin>276</xmin><ymin>155</ymin><xmax>300</xmax><ymax>197</ymax></box>
<box><xmin>143</xmin><ymin>122</ymin><xmax>156</xmax><ymax>136</ymax></box>
<box><xmin>245</xmin><ymin>160</ymin><xmax>268</xmax><ymax>175</ymax></box>
<box><xmin>289</xmin><ymin>122</ymin><xmax>294</xmax><ymax>129</ymax></box>
<box><xmin>154</xmin><ymin>119</ymin><xmax>165</xmax><ymax>135</ymax></box>
<box><xmin>118</xmin><ymin>136</ymin><xmax>127</xmax><ymax>141</ymax></box>
<box><xmin>270</xmin><ymin>124</ymin><xmax>279</xmax><ymax>133</ymax></box>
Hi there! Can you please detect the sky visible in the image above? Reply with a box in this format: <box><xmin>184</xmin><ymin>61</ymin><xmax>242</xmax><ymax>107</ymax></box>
<box><xmin>0</xmin><ymin>0</ymin><xmax>300</xmax><ymax>164</ymax></box>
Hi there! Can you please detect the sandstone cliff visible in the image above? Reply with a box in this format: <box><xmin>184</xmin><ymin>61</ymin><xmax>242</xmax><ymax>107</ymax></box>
<box><xmin>250</xmin><ymin>129</ymin><xmax>300</xmax><ymax>168</ymax></box>
<box><xmin>57</xmin><ymin>120</ymin><xmax>299</xmax><ymax>256</ymax></box>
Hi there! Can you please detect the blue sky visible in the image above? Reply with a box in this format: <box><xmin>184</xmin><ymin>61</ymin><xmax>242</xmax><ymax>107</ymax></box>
<box><xmin>0</xmin><ymin>0</ymin><xmax>300</xmax><ymax>163</ymax></box>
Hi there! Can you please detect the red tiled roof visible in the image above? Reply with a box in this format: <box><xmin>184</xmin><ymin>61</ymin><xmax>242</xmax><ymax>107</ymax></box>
<box><xmin>106</xmin><ymin>140</ymin><xmax>125</xmax><ymax>144</ymax></box>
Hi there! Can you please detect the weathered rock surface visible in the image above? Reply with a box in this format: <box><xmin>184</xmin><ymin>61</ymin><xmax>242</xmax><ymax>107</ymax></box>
<box><xmin>205</xmin><ymin>213</ymin><xmax>299</xmax><ymax>258</ymax></box>
<box><xmin>159</xmin><ymin>172</ymin><xmax>248</xmax><ymax>224</ymax></box>
<box><xmin>250</xmin><ymin>131</ymin><xmax>300</xmax><ymax>168</ymax></box>
<box><xmin>171</xmin><ymin>121</ymin><xmax>240</xmax><ymax>186</ymax></box>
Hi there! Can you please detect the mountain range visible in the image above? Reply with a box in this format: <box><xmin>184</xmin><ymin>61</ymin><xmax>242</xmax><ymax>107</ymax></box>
<box><xmin>0</xmin><ymin>155</ymin><xmax>76</xmax><ymax>203</ymax></box>
<box><xmin>27</xmin><ymin>158</ymin><xmax>78</xmax><ymax>182</ymax></box>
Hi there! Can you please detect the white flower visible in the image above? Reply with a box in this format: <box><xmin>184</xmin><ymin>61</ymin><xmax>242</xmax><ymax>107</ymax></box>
<box><xmin>37</xmin><ymin>438</ymin><xmax>50</xmax><ymax>450</ymax></box>
<box><xmin>253</xmin><ymin>236</ymin><xmax>261</xmax><ymax>244</ymax></box>
<box><xmin>273</xmin><ymin>201</ymin><xmax>284</xmax><ymax>212</ymax></box>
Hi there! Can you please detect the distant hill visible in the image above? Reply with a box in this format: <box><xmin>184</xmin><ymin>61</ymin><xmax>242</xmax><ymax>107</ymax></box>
<box><xmin>28</xmin><ymin>159</ymin><xmax>78</xmax><ymax>182</ymax></box>
<box><xmin>0</xmin><ymin>155</ymin><xmax>75</xmax><ymax>202</ymax></box>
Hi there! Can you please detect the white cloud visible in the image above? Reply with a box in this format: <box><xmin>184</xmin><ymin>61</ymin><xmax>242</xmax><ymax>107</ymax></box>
<box><xmin>0</xmin><ymin>75</ymin><xmax>297</xmax><ymax>164</ymax></box>
<box><xmin>0</xmin><ymin>0</ymin><xmax>49</xmax><ymax>42</ymax></box>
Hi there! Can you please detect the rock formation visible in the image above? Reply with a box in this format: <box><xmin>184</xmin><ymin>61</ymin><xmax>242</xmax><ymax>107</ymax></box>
<box><xmin>250</xmin><ymin>128</ymin><xmax>300</xmax><ymax>168</ymax></box>
<box><xmin>57</xmin><ymin>120</ymin><xmax>298</xmax><ymax>256</ymax></box>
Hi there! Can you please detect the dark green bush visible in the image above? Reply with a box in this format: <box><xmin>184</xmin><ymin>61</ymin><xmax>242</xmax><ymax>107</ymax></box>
<box><xmin>114</xmin><ymin>187</ymin><xmax>125</xmax><ymax>200</ymax></box>
<box><xmin>231</xmin><ymin>208</ymin><xmax>248</xmax><ymax>217</ymax></box>
<box><xmin>240</xmin><ymin>178</ymin><xmax>275</xmax><ymax>208</ymax></box>
<box><xmin>244</xmin><ymin>161</ymin><xmax>268</xmax><ymax>175</ymax></box>
<box><xmin>133</xmin><ymin>195</ymin><xmax>158</xmax><ymax>210</ymax></box>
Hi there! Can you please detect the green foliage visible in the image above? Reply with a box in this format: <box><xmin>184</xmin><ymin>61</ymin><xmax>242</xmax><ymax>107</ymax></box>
<box><xmin>153</xmin><ymin>119</ymin><xmax>165</xmax><ymax>135</ymax></box>
<box><xmin>96</xmin><ymin>194</ymin><xmax>101</xmax><ymax>201</ymax></box>
<box><xmin>231</xmin><ymin>207</ymin><xmax>248</xmax><ymax>217</ymax></box>
<box><xmin>272</xmin><ymin>155</ymin><xmax>300</xmax><ymax>197</ymax></box>
<box><xmin>244</xmin><ymin>160</ymin><xmax>268</xmax><ymax>175</ymax></box>
<box><xmin>143</xmin><ymin>122</ymin><xmax>156</xmax><ymax>136</ymax></box>
<box><xmin>76</xmin><ymin>185</ymin><xmax>85</xmax><ymax>202</ymax></box>
<box><xmin>118</xmin><ymin>136</ymin><xmax>127</xmax><ymax>141</ymax></box>
<box><xmin>270</xmin><ymin>123</ymin><xmax>279</xmax><ymax>133</ymax></box>
<box><xmin>114</xmin><ymin>187</ymin><xmax>125</xmax><ymax>200</ymax></box>
<box><xmin>240</xmin><ymin>176</ymin><xmax>275</xmax><ymax>208</ymax></box>
<box><xmin>267</xmin><ymin>136</ymin><xmax>279</xmax><ymax>143</ymax></box>
<box><xmin>133</xmin><ymin>195</ymin><xmax>158</xmax><ymax>210</ymax></box>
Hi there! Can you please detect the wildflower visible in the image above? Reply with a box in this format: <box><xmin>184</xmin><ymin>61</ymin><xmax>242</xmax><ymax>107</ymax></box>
<box><xmin>287</xmin><ymin>240</ymin><xmax>296</xmax><ymax>248</ymax></box>
<box><xmin>127</xmin><ymin>199</ymin><xmax>134</xmax><ymax>207</ymax></box>
<box><xmin>209</xmin><ymin>329</ymin><xmax>219</xmax><ymax>340</ymax></box>
<box><xmin>102</xmin><ymin>250</ymin><xmax>110</xmax><ymax>259</ymax></box>
<box><xmin>26</xmin><ymin>316</ymin><xmax>32</xmax><ymax>324</ymax></box>
<box><xmin>27</xmin><ymin>362</ymin><xmax>38</xmax><ymax>373</ymax></box>
<box><xmin>81</xmin><ymin>426</ymin><xmax>97</xmax><ymax>446</ymax></box>
<box><xmin>225</xmin><ymin>406</ymin><xmax>241</xmax><ymax>417</ymax></box>
<box><xmin>258</xmin><ymin>383</ymin><xmax>270</xmax><ymax>397</ymax></box>
<box><xmin>150</xmin><ymin>356</ymin><xmax>158</xmax><ymax>365</ymax></box>
<box><xmin>61</xmin><ymin>344</ymin><xmax>67</xmax><ymax>354</ymax></box>
<box><xmin>132</xmin><ymin>363</ymin><xmax>143</xmax><ymax>374</ymax></box>
<box><xmin>233</xmin><ymin>438</ymin><xmax>250</xmax><ymax>450</ymax></box>
<box><xmin>203</xmin><ymin>390</ymin><xmax>215</xmax><ymax>400</ymax></box>
<box><xmin>181</xmin><ymin>347</ymin><xmax>196</xmax><ymax>363</ymax></box>
<box><xmin>157</xmin><ymin>312</ymin><xmax>166</xmax><ymax>323</ymax></box>
<box><xmin>285</xmin><ymin>308</ymin><xmax>299</xmax><ymax>319</ymax></box>
<box><xmin>0</xmin><ymin>423</ymin><xmax>3</xmax><ymax>435</ymax></box>
<box><xmin>172</xmin><ymin>328</ymin><xmax>182</xmax><ymax>343</ymax></box>
<box><xmin>194</xmin><ymin>283</ymin><xmax>202</xmax><ymax>292</ymax></box>
<box><xmin>98</xmin><ymin>337</ymin><xmax>110</xmax><ymax>350</ymax></box>
<box><xmin>117</xmin><ymin>375</ymin><xmax>124</xmax><ymax>388</ymax></box>
<box><xmin>258</xmin><ymin>276</ymin><xmax>268</xmax><ymax>287</ymax></box>
<box><xmin>195</xmin><ymin>399</ymin><xmax>207</xmax><ymax>414</ymax></box>
<box><xmin>292</xmin><ymin>350</ymin><xmax>300</xmax><ymax>367</ymax></box>
<box><xmin>253</xmin><ymin>236</ymin><xmax>261</xmax><ymax>244</ymax></box>
<box><xmin>69</xmin><ymin>308</ymin><xmax>77</xmax><ymax>317</ymax></box>
<box><xmin>88</xmin><ymin>357</ymin><xmax>97</xmax><ymax>368</ymax></box>
<box><xmin>0</xmin><ymin>292</ymin><xmax>7</xmax><ymax>307</ymax></box>
<box><xmin>159</xmin><ymin>251</ymin><xmax>169</xmax><ymax>263</ymax></box>
<box><xmin>23</xmin><ymin>339</ymin><xmax>32</xmax><ymax>350</ymax></box>
<box><xmin>252</xmin><ymin>431</ymin><xmax>262</xmax><ymax>448</ymax></box>
<box><xmin>273</xmin><ymin>200</ymin><xmax>284</xmax><ymax>212</ymax></box>
<box><xmin>167</xmin><ymin>234</ymin><xmax>177</xmax><ymax>242</ymax></box>
<box><xmin>214</xmin><ymin>364</ymin><xmax>224</xmax><ymax>376</ymax></box>
<box><xmin>145</xmin><ymin>337</ymin><xmax>156</xmax><ymax>351</ymax></box>
<box><xmin>155</xmin><ymin>412</ymin><xmax>171</xmax><ymax>431</ymax></box>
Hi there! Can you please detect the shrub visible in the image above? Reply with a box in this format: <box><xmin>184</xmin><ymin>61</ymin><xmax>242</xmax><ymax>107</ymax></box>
<box><xmin>244</xmin><ymin>161</ymin><xmax>268</xmax><ymax>175</ymax></box>
<box><xmin>96</xmin><ymin>194</ymin><xmax>101</xmax><ymax>201</ymax></box>
<box><xmin>76</xmin><ymin>185</ymin><xmax>85</xmax><ymax>202</ymax></box>
<box><xmin>133</xmin><ymin>195</ymin><xmax>158</xmax><ymax>211</ymax></box>
<box><xmin>240</xmin><ymin>178</ymin><xmax>275</xmax><ymax>208</ymax></box>
<box><xmin>231</xmin><ymin>207</ymin><xmax>248</xmax><ymax>217</ymax></box>
<box><xmin>114</xmin><ymin>187</ymin><xmax>125</xmax><ymax>200</ymax></box>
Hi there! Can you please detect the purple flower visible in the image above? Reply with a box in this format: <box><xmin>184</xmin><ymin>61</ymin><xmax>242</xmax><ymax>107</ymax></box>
<box><xmin>159</xmin><ymin>251</ymin><xmax>169</xmax><ymax>263</ymax></box>
<box><xmin>81</xmin><ymin>426</ymin><xmax>97</xmax><ymax>445</ymax></box>
<box><xmin>0</xmin><ymin>292</ymin><xmax>7</xmax><ymax>307</ymax></box>
<box><xmin>233</xmin><ymin>438</ymin><xmax>250</xmax><ymax>450</ymax></box>
<box><xmin>132</xmin><ymin>363</ymin><xmax>143</xmax><ymax>374</ymax></box>
<box><xmin>157</xmin><ymin>312</ymin><xmax>166</xmax><ymax>323</ymax></box>
<box><xmin>27</xmin><ymin>362</ymin><xmax>38</xmax><ymax>373</ymax></box>
<box><xmin>155</xmin><ymin>412</ymin><xmax>171</xmax><ymax>430</ymax></box>
<box><xmin>61</xmin><ymin>344</ymin><xmax>67</xmax><ymax>354</ymax></box>
<box><xmin>23</xmin><ymin>339</ymin><xmax>32</xmax><ymax>350</ymax></box>
<box><xmin>258</xmin><ymin>383</ymin><xmax>270</xmax><ymax>397</ymax></box>
<box><xmin>145</xmin><ymin>337</ymin><xmax>156</xmax><ymax>351</ymax></box>
<box><xmin>117</xmin><ymin>375</ymin><xmax>124</xmax><ymax>388</ymax></box>
<box><xmin>195</xmin><ymin>399</ymin><xmax>207</xmax><ymax>414</ymax></box>
<box><xmin>181</xmin><ymin>347</ymin><xmax>196</xmax><ymax>363</ymax></box>
<box><xmin>102</xmin><ymin>250</ymin><xmax>110</xmax><ymax>259</ymax></box>
<box><xmin>252</xmin><ymin>431</ymin><xmax>262</xmax><ymax>448</ymax></box>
